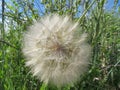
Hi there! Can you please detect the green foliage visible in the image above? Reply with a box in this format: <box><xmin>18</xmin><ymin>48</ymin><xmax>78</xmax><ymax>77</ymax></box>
<box><xmin>0</xmin><ymin>0</ymin><xmax>120</xmax><ymax>90</ymax></box>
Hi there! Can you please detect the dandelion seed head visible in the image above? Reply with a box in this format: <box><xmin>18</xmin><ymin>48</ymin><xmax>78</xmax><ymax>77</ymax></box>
<box><xmin>23</xmin><ymin>14</ymin><xmax>91</xmax><ymax>87</ymax></box>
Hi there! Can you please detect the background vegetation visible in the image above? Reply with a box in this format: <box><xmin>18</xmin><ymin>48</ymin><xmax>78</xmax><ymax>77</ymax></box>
<box><xmin>0</xmin><ymin>0</ymin><xmax>120</xmax><ymax>90</ymax></box>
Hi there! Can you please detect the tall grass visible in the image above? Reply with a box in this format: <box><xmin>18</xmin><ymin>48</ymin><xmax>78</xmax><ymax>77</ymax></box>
<box><xmin>0</xmin><ymin>0</ymin><xmax>120</xmax><ymax>90</ymax></box>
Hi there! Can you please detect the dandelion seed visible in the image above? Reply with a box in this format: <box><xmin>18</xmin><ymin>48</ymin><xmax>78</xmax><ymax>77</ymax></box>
<box><xmin>22</xmin><ymin>14</ymin><xmax>91</xmax><ymax>87</ymax></box>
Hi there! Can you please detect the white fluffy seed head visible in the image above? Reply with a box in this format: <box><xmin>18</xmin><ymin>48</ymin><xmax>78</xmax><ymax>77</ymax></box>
<box><xmin>22</xmin><ymin>14</ymin><xmax>91</xmax><ymax>87</ymax></box>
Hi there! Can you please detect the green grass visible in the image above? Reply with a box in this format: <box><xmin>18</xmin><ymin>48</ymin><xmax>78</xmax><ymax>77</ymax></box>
<box><xmin>0</xmin><ymin>0</ymin><xmax>120</xmax><ymax>90</ymax></box>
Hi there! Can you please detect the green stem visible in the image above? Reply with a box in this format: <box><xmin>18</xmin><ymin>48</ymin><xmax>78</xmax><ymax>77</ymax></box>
<box><xmin>77</xmin><ymin>0</ymin><xmax>96</xmax><ymax>22</ymax></box>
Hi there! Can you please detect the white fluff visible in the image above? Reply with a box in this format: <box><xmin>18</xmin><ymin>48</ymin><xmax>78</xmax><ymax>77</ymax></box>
<box><xmin>22</xmin><ymin>14</ymin><xmax>91</xmax><ymax>87</ymax></box>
